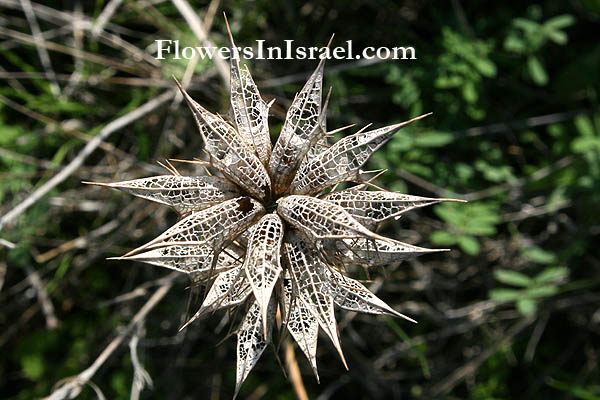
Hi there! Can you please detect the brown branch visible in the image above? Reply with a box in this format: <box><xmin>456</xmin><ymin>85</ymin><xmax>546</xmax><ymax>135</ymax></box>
<box><xmin>34</xmin><ymin>219</ymin><xmax>120</xmax><ymax>263</ymax></box>
<box><xmin>0</xmin><ymin>89</ymin><xmax>175</xmax><ymax>231</ymax></box>
<box><xmin>91</xmin><ymin>0</ymin><xmax>123</xmax><ymax>38</ymax></box>
<box><xmin>171</xmin><ymin>0</ymin><xmax>230</xmax><ymax>88</ymax></box>
<box><xmin>429</xmin><ymin>318</ymin><xmax>532</xmax><ymax>396</ymax></box>
<box><xmin>44</xmin><ymin>282</ymin><xmax>172</xmax><ymax>400</ymax></box>
<box><xmin>285</xmin><ymin>340</ymin><xmax>309</xmax><ymax>400</ymax></box>
<box><xmin>23</xmin><ymin>264</ymin><xmax>59</xmax><ymax>329</ymax></box>
<box><xmin>20</xmin><ymin>0</ymin><xmax>61</xmax><ymax>95</ymax></box>
<box><xmin>0</xmin><ymin>25</ymin><xmax>149</xmax><ymax>76</ymax></box>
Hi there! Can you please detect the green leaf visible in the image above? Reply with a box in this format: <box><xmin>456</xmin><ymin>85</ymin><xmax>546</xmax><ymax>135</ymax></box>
<box><xmin>489</xmin><ymin>288</ymin><xmax>523</xmax><ymax>302</ymax></box>
<box><xmin>528</xmin><ymin>56</ymin><xmax>548</xmax><ymax>86</ymax></box>
<box><xmin>514</xmin><ymin>18</ymin><xmax>540</xmax><ymax>32</ymax></box>
<box><xmin>545</xmin><ymin>30</ymin><xmax>567</xmax><ymax>45</ymax></box>
<box><xmin>457</xmin><ymin>235</ymin><xmax>480</xmax><ymax>255</ymax></box>
<box><xmin>525</xmin><ymin>285</ymin><xmax>559</xmax><ymax>299</ymax></box>
<box><xmin>433</xmin><ymin>203</ymin><xmax>463</xmax><ymax>225</ymax></box>
<box><xmin>572</xmin><ymin>136</ymin><xmax>600</xmax><ymax>153</ymax></box>
<box><xmin>388</xmin><ymin>131</ymin><xmax>413</xmax><ymax>152</ymax></box>
<box><xmin>521</xmin><ymin>246</ymin><xmax>557</xmax><ymax>264</ymax></box>
<box><xmin>430</xmin><ymin>230</ymin><xmax>458</xmax><ymax>246</ymax></box>
<box><xmin>50</xmin><ymin>140</ymin><xmax>78</xmax><ymax>167</ymax></box>
<box><xmin>462</xmin><ymin>81</ymin><xmax>478</xmax><ymax>103</ymax></box>
<box><xmin>547</xmin><ymin>187</ymin><xmax>569</xmax><ymax>210</ymax></box>
<box><xmin>494</xmin><ymin>269</ymin><xmax>532</xmax><ymax>287</ymax></box>
<box><xmin>0</xmin><ymin>123</ymin><xmax>24</xmax><ymax>145</ymax></box>
<box><xmin>434</xmin><ymin>202</ymin><xmax>500</xmax><ymax>238</ymax></box>
<box><xmin>544</xmin><ymin>15</ymin><xmax>575</xmax><ymax>31</ymax></box>
<box><xmin>546</xmin><ymin>377</ymin><xmax>600</xmax><ymax>400</ymax></box>
<box><xmin>517</xmin><ymin>298</ymin><xmax>537</xmax><ymax>316</ymax></box>
<box><xmin>575</xmin><ymin>115</ymin><xmax>596</xmax><ymax>137</ymax></box>
<box><xmin>435</xmin><ymin>75</ymin><xmax>463</xmax><ymax>88</ymax></box>
<box><xmin>21</xmin><ymin>354</ymin><xmax>45</xmax><ymax>380</ymax></box>
<box><xmin>463</xmin><ymin>223</ymin><xmax>497</xmax><ymax>236</ymax></box>
<box><xmin>504</xmin><ymin>34</ymin><xmax>526</xmax><ymax>53</ymax></box>
<box><xmin>414</xmin><ymin>131</ymin><xmax>453</xmax><ymax>147</ymax></box>
<box><xmin>475</xmin><ymin>160</ymin><xmax>516</xmax><ymax>183</ymax></box>
<box><xmin>472</xmin><ymin>58</ymin><xmax>497</xmax><ymax>77</ymax></box>
<box><xmin>455</xmin><ymin>163</ymin><xmax>474</xmax><ymax>180</ymax></box>
<box><xmin>535</xmin><ymin>267</ymin><xmax>569</xmax><ymax>285</ymax></box>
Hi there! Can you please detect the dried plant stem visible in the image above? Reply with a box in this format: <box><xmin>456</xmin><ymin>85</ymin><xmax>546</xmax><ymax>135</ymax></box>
<box><xmin>24</xmin><ymin>265</ymin><xmax>59</xmax><ymax>329</ymax></box>
<box><xmin>525</xmin><ymin>311</ymin><xmax>549</xmax><ymax>362</ymax></box>
<box><xmin>0</xmin><ymin>89</ymin><xmax>175</xmax><ymax>232</ymax></box>
<box><xmin>44</xmin><ymin>282</ymin><xmax>172</xmax><ymax>400</ymax></box>
<box><xmin>0</xmin><ymin>71</ymin><xmax>179</xmax><ymax>87</ymax></box>
<box><xmin>61</xmin><ymin>1</ymin><xmax>84</xmax><ymax>98</ymax></box>
<box><xmin>203</xmin><ymin>0</ymin><xmax>221</xmax><ymax>30</ymax></box>
<box><xmin>0</xmin><ymin>238</ymin><xmax>16</xmax><ymax>249</ymax></box>
<box><xmin>171</xmin><ymin>0</ymin><xmax>230</xmax><ymax>88</ymax></box>
<box><xmin>0</xmin><ymin>25</ymin><xmax>143</xmax><ymax>75</ymax></box>
<box><xmin>0</xmin><ymin>261</ymin><xmax>6</xmax><ymax>293</ymax></box>
<box><xmin>91</xmin><ymin>0</ymin><xmax>123</xmax><ymax>38</ymax></box>
<box><xmin>129</xmin><ymin>323</ymin><xmax>153</xmax><ymax>400</ymax></box>
<box><xmin>19</xmin><ymin>0</ymin><xmax>60</xmax><ymax>96</ymax></box>
<box><xmin>34</xmin><ymin>219</ymin><xmax>120</xmax><ymax>263</ymax></box>
<box><xmin>0</xmin><ymin>63</ymin><xmax>26</xmax><ymax>91</ymax></box>
<box><xmin>285</xmin><ymin>340</ymin><xmax>309</xmax><ymax>400</ymax></box>
<box><xmin>430</xmin><ymin>318</ymin><xmax>532</xmax><ymax>395</ymax></box>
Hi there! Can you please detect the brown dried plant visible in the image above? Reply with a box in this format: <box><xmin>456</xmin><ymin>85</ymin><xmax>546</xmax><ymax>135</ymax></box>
<box><xmin>87</xmin><ymin>22</ymin><xmax>461</xmax><ymax>396</ymax></box>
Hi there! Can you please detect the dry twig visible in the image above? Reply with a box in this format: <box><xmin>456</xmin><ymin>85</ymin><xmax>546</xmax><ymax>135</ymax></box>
<box><xmin>44</xmin><ymin>282</ymin><xmax>173</xmax><ymax>400</ymax></box>
<box><xmin>23</xmin><ymin>264</ymin><xmax>59</xmax><ymax>329</ymax></box>
<box><xmin>20</xmin><ymin>0</ymin><xmax>61</xmax><ymax>95</ymax></box>
<box><xmin>285</xmin><ymin>340</ymin><xmax>309</xmax><ymax>400</ymax></box>
<box><xmin>171</xmin><ymin>0</ymin><xmax>230</xmax><ymax>88</ymax></box>
<box><xmin>0</xmin><ymin>89</ymin><xmax>176</xmax><ymax>232</ymax></box>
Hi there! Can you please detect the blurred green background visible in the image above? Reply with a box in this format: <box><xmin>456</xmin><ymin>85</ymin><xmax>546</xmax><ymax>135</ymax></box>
<box><xmin>1</xmin><ymin>0</ymin><xmax>599</xmax><ymax>399</ymax></box>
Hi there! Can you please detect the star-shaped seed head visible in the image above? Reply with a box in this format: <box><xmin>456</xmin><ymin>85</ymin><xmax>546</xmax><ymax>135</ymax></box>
<box><xmin>88</xmin><ymin>20</ymin><xmax>463</xmax><ymax>396</ymax></box>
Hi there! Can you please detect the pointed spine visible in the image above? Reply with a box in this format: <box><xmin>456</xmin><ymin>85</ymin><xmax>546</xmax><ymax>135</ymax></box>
<box><xmin>269</xmin><ymin>57</ymin><xmax>328</xmax><ymax>194</ymax></box>
<box><xmin>225</xmin><ymin>16</ymin><xmax>272</xmax><ymax>165</ymax></box>
<box><xmin>290</xmin><ymin>113</ymin><xmax>432</xmax><ymax>195</ymax></box>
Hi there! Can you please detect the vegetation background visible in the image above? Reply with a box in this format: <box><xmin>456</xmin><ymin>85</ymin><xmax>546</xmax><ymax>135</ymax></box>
<box><xmin>1</xmin><ymin>0</ymin><xmax>599</xmax><ymax>399</ymax></box>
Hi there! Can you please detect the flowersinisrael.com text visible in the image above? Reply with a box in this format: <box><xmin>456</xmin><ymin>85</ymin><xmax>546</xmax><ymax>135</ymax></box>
<box><xmin>154</xmin><ymin>40</ymin><xmax>416</xmax><ymax>61</ymax></box>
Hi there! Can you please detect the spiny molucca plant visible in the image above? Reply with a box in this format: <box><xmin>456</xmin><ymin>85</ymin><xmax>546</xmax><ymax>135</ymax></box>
<box><xmin>87</xmin><ymin>21</ymin><xmax>463</xmax><ymax>396</ymax></box>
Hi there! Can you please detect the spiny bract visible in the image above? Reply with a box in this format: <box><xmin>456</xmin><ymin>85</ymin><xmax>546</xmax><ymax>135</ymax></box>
<box><xmin>91</xmin><ymin>24</ymin><xmax>461</xmax><ymax>396</ymax></box>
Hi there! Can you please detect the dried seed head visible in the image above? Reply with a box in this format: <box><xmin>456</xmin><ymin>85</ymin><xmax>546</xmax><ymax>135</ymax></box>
<box><xmin>93</xmin><ymin>25</ymin><xmax>458</xmax><ymax>394</ymax></box>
